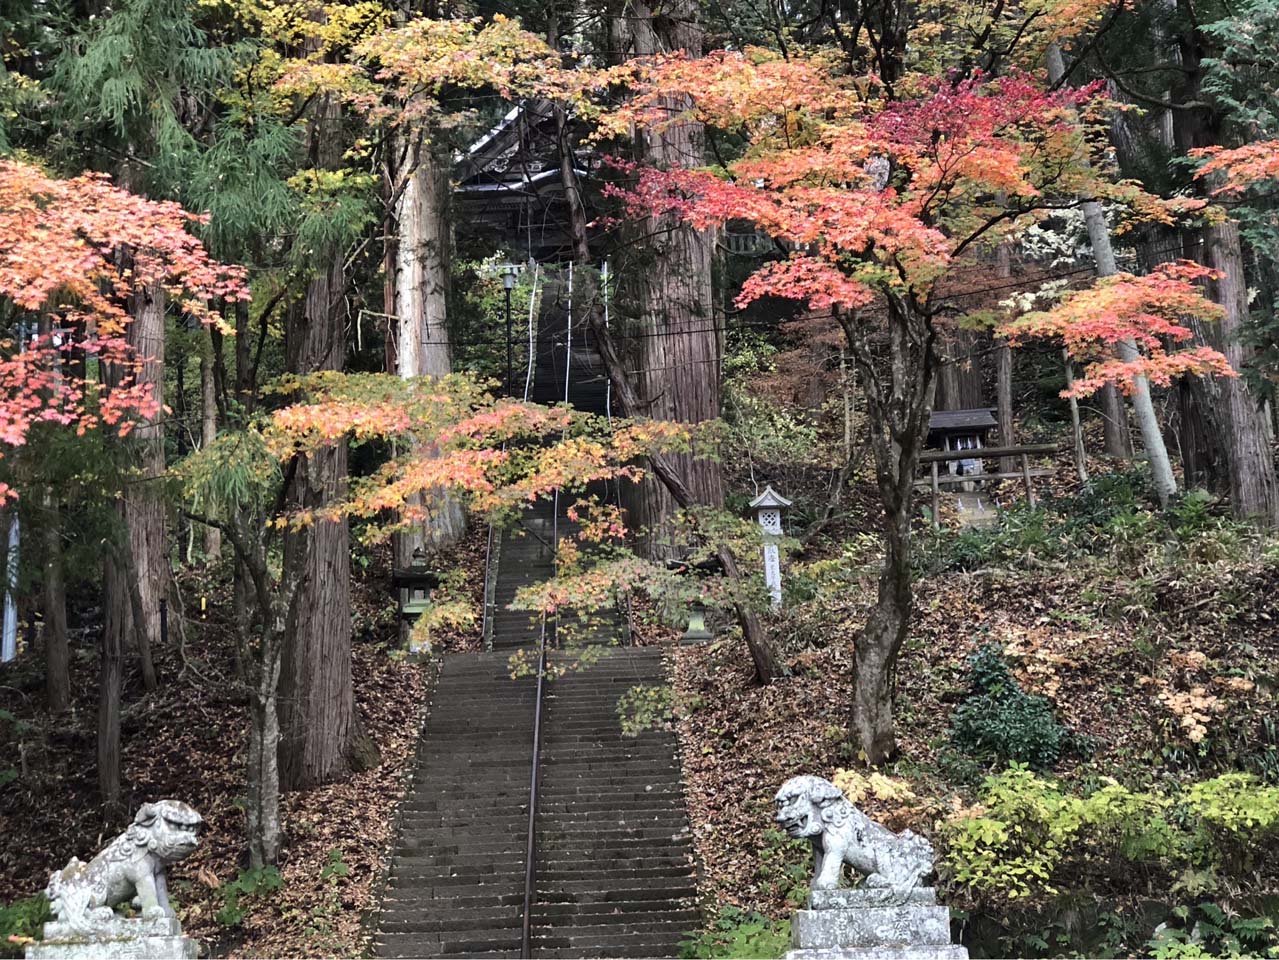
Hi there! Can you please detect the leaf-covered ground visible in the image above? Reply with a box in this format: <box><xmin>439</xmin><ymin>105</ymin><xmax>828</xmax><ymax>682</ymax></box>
<box><xmin>0</xmin><ymin>525</ymin><xmax>489</xmax><ymax>958</ymax></box>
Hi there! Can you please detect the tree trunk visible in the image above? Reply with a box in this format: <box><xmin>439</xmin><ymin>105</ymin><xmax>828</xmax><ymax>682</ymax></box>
<box><xmin>995</xmin><ymin>242</ymin><xmax>1017</xmax><ymax>474</ymax></box>
<box><xmin>852</xmin><ymin>508</ymin><xmax>911</xmax><ymax>763</ymax></box>
<box><xmin>393</xmin><ymin>138</ymin><xmax>465</xmax><ymax>566</ymax></box>
<box><xmin>278</xmin><ymin>74</ymin><xmax>378</xmax><ymax>788</ymax></box>
<box><xmin>280</xmin><ymin>253</ymin><xmax>364</xmax><ymax>790</ymax></box>
<box><xmin>199</xmin><ymin>345</ymin><xmax>221</xmax><ymax>560</ymax></box>
<box><xmin>1202</xmin><ymin>222</ymin><xmax>1279</xmax><ymax>524</ymax></box>
<box><xmin>99</xmin><ymin>519</ymin><xmax>126</xmax><ymax>806</ymax></box>
<box><xmin>582</xmin><ymin>282</ymin><xmax>786</xmax><ymax>682</ymax></box>
<box><xmin>1063</xmin><ymin>350</ymin><xmax>1090</xmax><ymax>483</ymax></box>
<box><xmin>42</xmin><ymin>496</ymin><xmax>70</xmax><ymax>713</ymax></box>
<box><xmin>1048</xmin><ymin>45</ymin><xmax>1176</xmax><ymax>504</ymax></box>
<box><xmin>1166</xmin><ymin>9</ymin><xmax>1278</xmax><ymax>523</ymax></box>
<box><xmin>127</xmin><ymin>285</ymin><xmax>166</xmax><ymax>648</ymax></box>
<box><xmin>248</xmin><ymin>678</ymin><xmax>281</xmax><ymax>867</ymax></box>
<box><xmin>120</xmin><ymin>283</ymin><xmax>166</xmax><ymax>672</ymax></box>
<box><xmin>1100</xmin><ymin>384</ymin><xmax>1132</xmax><ymax>460</ymax></box>
<box><xmin>621</xmin><ymin>0</ymin><xmax>725</xmax><ymax>560</ymax></box>
<box><xmin>840</xmin><ymin>298</ymin><xmax>936</xmax><ymax>764</ymax></box>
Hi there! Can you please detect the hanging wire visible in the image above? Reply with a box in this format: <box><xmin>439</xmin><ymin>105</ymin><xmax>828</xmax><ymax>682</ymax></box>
<box><xmin>564</xmin><ymin>261</ymin><xmax>574</xmax><ymax>407</ymax></box>
<box><xmin>602</xmin><ymin>259</ymin><xmax>613</xmax><ymax>424</ymax></box>
<box><xmin>524</xmin><ymin>263</ymin><xmax>541</xmax><ymax>402</ymax></box>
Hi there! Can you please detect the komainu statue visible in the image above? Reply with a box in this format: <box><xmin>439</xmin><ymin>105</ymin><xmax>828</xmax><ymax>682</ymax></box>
<box><xmin>774</xmin><ymin>775</ymin><xmax>933</xmax><ymax>891</ymax></box>
<box><xmin>45</xmin><ymin>800</ymin><xmax>203</xmax><ymax>935</ymax></box>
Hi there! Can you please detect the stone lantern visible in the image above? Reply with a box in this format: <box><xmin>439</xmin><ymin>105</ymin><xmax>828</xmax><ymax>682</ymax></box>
<box><xmin>749</xmin><ymin>485</ymin><xmax>791</xmax><ymax>610</ymax></box>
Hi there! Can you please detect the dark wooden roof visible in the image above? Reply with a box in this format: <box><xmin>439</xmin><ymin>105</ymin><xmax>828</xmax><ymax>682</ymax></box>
<box><xmin>929</xmin><ymin>408</ymin><xmax>998</xmax><ymax>432</ymax></box>
<box><xmin>453</xmin><ymin>100</ymin><xmax>600</xmax><ymax>262</ymax></box>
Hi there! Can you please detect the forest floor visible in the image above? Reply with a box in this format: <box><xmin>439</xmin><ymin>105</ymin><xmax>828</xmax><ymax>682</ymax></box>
<box><xmin>0</xmin><ymin>526</ymin><xmax>488</xmax><ymax>959</ymax></box>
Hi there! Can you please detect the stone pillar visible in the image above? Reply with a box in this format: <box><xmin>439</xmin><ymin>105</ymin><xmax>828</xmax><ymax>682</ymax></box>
<box><xmin>786</xmin><ymin>887</ymin><xmax>968</xmax><ymax>960</ymax></box>
<box><xmin>27</xmin><ymin>917</ymin><xmax>198</xmax><ymax>960</ymax></box>
<box><xmin>749</xmin><ymin>485</ymin><xmax>791</xmax><ymax>610</ymax></box>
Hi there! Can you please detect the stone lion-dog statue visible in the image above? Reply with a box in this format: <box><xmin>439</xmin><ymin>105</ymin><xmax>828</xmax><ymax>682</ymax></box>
<box><xmin>46</xmin><ymin>800</ymin><xmax>203</xmax><ymax>934</ymax></box>
<box><xmin>774</xmin><ymin>775</ymin><xmax>934</xmax><ymax>891</ymax></box>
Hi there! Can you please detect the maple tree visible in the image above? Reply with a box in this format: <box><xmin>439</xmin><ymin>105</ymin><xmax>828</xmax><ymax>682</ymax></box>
<box><xmin>0</xmin><ymin>159</ymin><xmax>247</xmax><ymax>500</ymax></box>
<box><xmin>1002</xmin><ymin>261</ymin><xmax>1236</xmax><ymax>397</ymax></box>
<box><xmin>607</xmin><ymin>48</ymin><xmax>1229</xmax><ymax>762</ymax></box>
<box><xmin>180</xmin><ymin>369</ymin><xmax>690</xmax><ymax>865</ymax></box>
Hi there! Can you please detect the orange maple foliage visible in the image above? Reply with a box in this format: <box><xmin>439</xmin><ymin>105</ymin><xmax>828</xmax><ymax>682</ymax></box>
<box><xmin>1191</xmin><ymin>141</ymin><xmax>1279</xmax><ymax>195</ymax></box>
<box><xmin>1003</xmin><ymin>262</ymin><xmax>1237</xmax><ymax>396</ymax></box>
<box><xmin>266</xmin><ymin>372</ymin><xmax>691</xmax><ymax>536</ymax></box>
<box><xmin>0</xmin><ymin>160</ymin><xmax>248</xmax><ymax>499</ymax></box>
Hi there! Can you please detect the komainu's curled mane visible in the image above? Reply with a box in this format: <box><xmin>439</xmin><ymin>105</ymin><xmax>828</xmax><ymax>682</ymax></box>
<box><xmin>774</xmin><ymin>775</ymin><xmax>934</xmax><ymax>891</ymax></box>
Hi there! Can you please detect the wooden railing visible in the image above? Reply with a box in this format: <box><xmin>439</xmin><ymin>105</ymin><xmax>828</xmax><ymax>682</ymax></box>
<box><xmin>916</xmin><ymin>443</ymin><xmax>1059</xmax><ymax>528</ymax></box>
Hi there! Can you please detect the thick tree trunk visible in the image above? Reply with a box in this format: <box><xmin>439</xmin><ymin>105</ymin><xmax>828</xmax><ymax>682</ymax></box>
<box><xmin>280</xmin><ymin>251</ymin><xmax>365</xmax><ymax>790</ymax></box>
<box><xmin>1202</xmin><ymin>222</ymin><xmax>1279</xmax><ymax>524</ymax></box>
<box><xmin>200</xmin><ymin>346</ymin><xmax>221</xmax><ymax>560</ymax></box>
<box><xmin>582</xmin><ymin>286</ymin><xmax>786</xmax><ymax>682</ymax></box>
<box><xmin>278</xmin><ymin>76</ymin><xmax>378</xmax><ymax>788</ymax></box>
<box><xmin>122</xmin><ymin>284</ymin><xmax>166</xmax><ymax>671</ymax></box>
<box><xmin>1165</xmin><ymin>11</ymin><xmax>1278</xmax><ymax>523</ymax></box>
<box><xmin>393</xmin><ymin>140</ymin><xmax>464</xmax><ymax>565</ymax></box>
<box><xmin>621</xmin><ymin>0</ymin><xmax>725</xmax><ymax>560</ymax></box>
<box><xmin>995</xmin><ymin>242</ymin><xmax>1017</xmax><ymax>474</ymax></box>
<box><xmin>127</xmin><ymin>287</ymin><xmax>166</xmax><ymax>643</ymax></box>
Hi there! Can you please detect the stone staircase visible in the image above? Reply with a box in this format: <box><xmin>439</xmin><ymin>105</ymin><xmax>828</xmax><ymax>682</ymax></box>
<box><xmin>373</xmin><ymin>295</ymin><xmax>697</xmax><ymax>959</ymax></box>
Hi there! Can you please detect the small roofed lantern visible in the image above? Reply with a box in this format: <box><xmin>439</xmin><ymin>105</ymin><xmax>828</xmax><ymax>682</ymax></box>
<box><xmin>749</xmin><ymin>485</ymin><xmax>792</xmax><ymax>610</ymax></box>
<box><xmin>392</xmin><ymin>546</ymin><xmax>440</xmax><ymax>652</ymax></box>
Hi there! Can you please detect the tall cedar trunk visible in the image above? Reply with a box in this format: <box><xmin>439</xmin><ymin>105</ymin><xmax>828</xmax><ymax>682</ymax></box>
<box><xmin>124</xmin><ymin>283</ymin><xmax>165</xmax><ymax>678</ymax></box>
<box><xmin>622</xmin><ymin>0</ymin><xmax>725</xmax><ymax>560</ymax></box>
<box><xmin>200</xmin><ymin>346</ymin><xmax>221</xmax><ymax>559</ymax></box>
<box><xmin>1202</xmin><ymin>222</ymin><xmax>1279</xmax><ymax>523</ymax></box>
<box><xmin>935</xmin><ymin>329</ymin><xmax>983</xmax><ymax>411</ymax></box>
<box><xmin>582</xmin><ymin>285</ymin><xmax>785</xmax><ymax>682</ymax></box>
<box><xmin>1169</xmin><ymin>10</ymin><xmax>1277</xmax><ymax>521</ymax></box>
<box><xmin>278</xmin><ymin>79</ymin><xmax>369</xmax><ymax>789</ymax></box>
<box><xmin>280</xmin><ymin>249</ymin><xmax>364</xmax><ymax>789</ymax></box>
<box><xmin>393</xmin><ymin>138</ymin><xmax>464</xmax><ymax>575</ymax></box>
<box><xmin>841</xmin><ymin>299</ymin><xmax>936</xmax><ymax>764</ymax></box>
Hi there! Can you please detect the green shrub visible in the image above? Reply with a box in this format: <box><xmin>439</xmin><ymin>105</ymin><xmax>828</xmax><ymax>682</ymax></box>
<box><xmin>680</xmin><ymin>907</ymin><xmax>791</xmax><ymax>959</ymax></box>
<box><xmin>949</xmin><ymin>645</ymin><xmax>1073</xmax><ymax>770</ymax></box>
<box><xmin>0</xmin><ymin>895</ymin><xmax>51</xmax><ymax>959</ymax></box>
<box><xmin>1147</xmin><ymin>903</ymin><xmax>1279</xmax><ymax>959</ymax></box>
<box><xmin>215</xmin><ymin>866</ymin><xmax>282</xmax><ymax>928</ymax></box>
<box><xmin>941</xmin><ymin>768</ymin><xmax>1279</xmax><ymax>907</ymax></box>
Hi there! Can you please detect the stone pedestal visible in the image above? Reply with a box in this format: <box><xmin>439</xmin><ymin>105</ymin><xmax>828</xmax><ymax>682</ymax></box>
<box><xmin>785</xmin><ymin>888</ymin><xmax>969</xmax><ymax>960</ymax></box>
<box><xmin>26</xmin><ymin>917</ymin><xmax>199</xmax><ymax>960</ymax></box>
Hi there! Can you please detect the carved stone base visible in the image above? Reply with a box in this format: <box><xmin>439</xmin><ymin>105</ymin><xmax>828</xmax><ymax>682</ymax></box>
<box><xmin>784</xmin><ymin>888</ymin><xmax>969</xmax><ymax>960</ymax></box>
<box><xmin>26</xmin><ymin>917</ymin><xmax>199</xmax><ymax>960</ymax></box>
